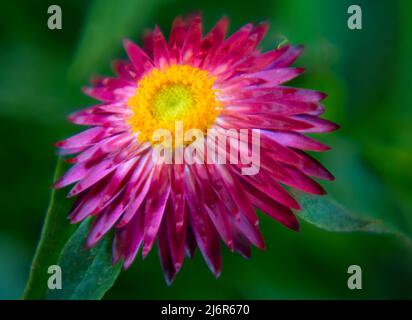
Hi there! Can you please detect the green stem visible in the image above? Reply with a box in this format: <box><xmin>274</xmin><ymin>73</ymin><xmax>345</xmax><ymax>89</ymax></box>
<box><xmin>22</xmin><ymin>159</ymin><xmax>75</xmax><ymax>299</ymax></box>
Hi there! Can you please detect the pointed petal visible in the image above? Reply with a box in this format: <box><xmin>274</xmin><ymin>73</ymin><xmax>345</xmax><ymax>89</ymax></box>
<box><xmin>152</xmin><ymin>26</ymin><xmax>170</xmax><ymax>68</ymax></box>
<box><xmin>113</xmin><ymin>205</ymin><xmax>145</xmax><ymax>268</ymax></box>
<box><xmin>235</xmin><ymin>168</ymin><xmax>300</xmax><ymax>210</ymax></box>
<box><xmin>217</xmin><ymin>113</ymin><xmax>313</xmax><ymax>131</ymax></box>
<box><xmin>143</xmin><ymin>29</ymin><xmax>154</xmax><ymax>58</ymax></box>
<box><xmin>240</xmin><ymin>67</ymin><xmax>305</xmax><ymax>85</ymax></box>
<box><xmin>158</xmin><ymin>218</ymin><xmax>177</xmax><ymax>285</ymax></box>
<box><xmin>291</xmin><ymin>149</ymin><xmax>335</xmax><ymax>180</ymax></box>
<box><xmin>117</xmin><ymin>158</ymin><xmax>154</xmax><ymax>227</ymax></box>
<box><xmin>85</xmin><ymin>190</ymin><xmax>128</xmax><ymax>247</ymax></box>
<box><xmin>181</xmin><ymin>15</ymin><xmax>202</xmax><ymax>63</ymax></box>
<box><xmin>123</xmin><ymin>39</ymin><xmax>154</xmax><ymax>78</ymax></box>
<box><xmin>198</xmin><ymin>16</ymin><xmax>229</xmax><ymax>66</ymax></box>
<box><xmin>191</xmin><ymin>165</ymin><xmax>234</xmax><ymax>250</ymax></box>
<box><xmin>53</xmin><ymin>161</ymin><xmax>88</xmax><ymax>189</ymax></box>
<box><xmin>293</xmin><ymin>115</ymin><xmax>340</xmax><ymax>133</ymax></box>
<box><xmin>185</xmin><ymin>221</ymin><xmax>197</xmax><ymax>259</ymax></box>
<box><xmin>55</xmin><ymin>127</ymin><xmax>107</xmax><ymax>149</ymax></box>
<box><xmin>184</xmin><ymin>166</ymin><xmax>221</xmax><ymax>276</ymax></box>
<box><xmin>243</xmin><ymin>181</ymin><xmax>299</xmax><ymax>231</ymax></box>
<box><xmin>207</xmin><ymin>164</ymin><xmax>265</xmax><ymax>249</ymax></box>
<box><xmin>261</xmin><ymin>130</ymin><xmax>330</xmax><ymax>151</ymax></box>
<box><xmin>111</xmin><ymin>60</ymin><xmax>138</xmax><ymax>81</ymax></box>
<box><xmin>67</xmin><ymin>156</ymin><xmax>121</xmax><ymax>197</ymax></box>
<box><xmin>169</xmin><ymin>16</ymin><xmax>186</xmax><ymax>47</ymax></box>
<box><xmin>270</xmin><ymin>45</ymin><xmax>304</xmax><ymax>68</ymax></box>
<box><xmin>142</xmin><ymin>165</ymin><xmax>171</xmax><ymax>257</ymax></box>
<box><xmin>166</xmin><ymin>198</ymin><xmax>186</xmax><ymax>272</ymax></box>
<box><xmin>83</xmin><ymin>78</ymin><xmax>134</xmax><ymax>102</ymax></box>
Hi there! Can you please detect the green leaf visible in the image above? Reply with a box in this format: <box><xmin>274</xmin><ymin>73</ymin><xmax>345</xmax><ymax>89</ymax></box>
<box><xmin>293</xmin><ymin>191</ymin><xmax>412</xmax><ymax>244</ymax></box>
<box><xmin>45</xmin><ymin>219</ymin><xmax>122</xmax><ymax>300</ymax></box>
<box><xmin>22</xmin><ymin>159</ymin><xmax>75</xmax><ymax>299</ymax></box>
<box><xmin>319</xmin><ymin>137</ymin><xmax>412</xmax><ymax>238</ymax></box>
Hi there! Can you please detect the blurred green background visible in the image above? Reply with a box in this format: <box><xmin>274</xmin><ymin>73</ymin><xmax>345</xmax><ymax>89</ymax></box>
<box><xmin>1</xmin><ymin>0</ymin><xmax>412</xmax><ymax>299</ymax></box>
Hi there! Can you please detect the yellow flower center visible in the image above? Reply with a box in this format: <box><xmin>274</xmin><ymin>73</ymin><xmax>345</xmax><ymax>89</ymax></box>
<box><xmin>127</xmin><ymin>64</ymin><xmax>221</xmax><ymax>144</ymax></box>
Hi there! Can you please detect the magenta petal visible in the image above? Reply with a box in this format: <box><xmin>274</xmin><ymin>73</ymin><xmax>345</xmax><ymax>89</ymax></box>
<box><xmin>83</xmin><ymin>78</ymin><xmax>134</xmax><ymax>102</ymax></box>
<box><xmin>212</xmin><ymin>165</ymin><xmax>257</xmax><ymax>223</ymax></box>
<box><xmin>249</xmin><ymin>22</ymin><xmax>268</xmax><ymax>49</ymax></box>
<box><xmin>113</xmin><ymin>205</ymin><xmax>145</xmax><ymax>268</ymax></box>
<box><xmin>117</xmin><ymin>157</ymin><xmax>153</xmax><ymax>227</ymax></box>
<box><xmin>71</xmin><ymin>133</ymin><xmax>131</xmax><ymax>166</ymax></box>
<box><xmin>232</xmin><ymin>229</ymin><xmax>252</xmax><ymax>259</ymax></box>
<box><xmin>166</xmin><ymin>198</ymin><xmax>186</xmax><ymax>272</ymax></box>
<box><xmin>259</xmin><ymin>133</ymin><xmax>305</xmax><ymax>166</ymax></box>
<box><xmin>200</xmin><ymin>16</ymin><xmax>229</xmax><ymax>52</ymax></box>
<box><xmin>208</xmin><ymin>23</ymin><xmax>254</xmax><ymax>73</ymax></box>
<box><xmin>67</xmin><ymin>157</ymin><xmax>121</xmax><ymax>197</ymax></box>
<box><xmin>256</xmin><ymin>156</ymin><xmax>325</xmax><ymax>195</ymax></box>
<box><xmin>142</xmin><ymin>165</ymin><xmax>171</xmax><ymax>257</ymax></box>
<box><xmin>68</xmin><ymin>103</ymin><xmax>130</xmax><ymax>122</ymax></box>
<box><xmin>111</xmin><ymin>60</ymin><xmax>137</xmax><ymax>81</ymax></box>
<box><xmin>143</xmin><ymin>29</ymin><xmax>154</xmax><ymax>58</ymax></box>
<box><xmin>169</xmin><ymin>16</ymin><xmax>186</xmax><ymax>63</ymax></box>
<box><xmin>231</xmin><ymin>46</ymin><xmax>291</xmax><ymax>74</ymax></box>
<box><xmin>270</xmin><ymin>45</ymin><xmax>304</xmax><ymax>68</ymax></box>
<box><xmin>56</xmin><ymin>127</ymin><xmax>107</xmax><ymax>150</ymax></box>
<box><xmin>243</xmin><ymin>180</ymin><xmax>299</xmax><ymax>231</ymax></box>
<box><xmin>85</xmin><ymin>192</ymin><xmax>126</xmax><ymax>247</ymax></box>
<box><xmin>169</xmin><ymin>16</ymin><xmax>186</xmax><ymax>47</ymax></box>
<box><xmin>69</xmin><ymin>182</ymin><xmax>107</xmax><ymax>223</ymax></box>
<box><xmin>262</xmin><ymin>130</ymin><xmax>330</xmax><ymax>152</ymax></box>
<box><xmin>224</xmin><ymin>86</ymin><xmax>327</xmax><ymax>103</ymax></box>
<box><xmin>207</xmin><ymin>164</ymin><xmax>265</xmax><ymax>249</ymax></box>
<box><xmin>184</xmin><ymin>167</ymin><xmax>221</xmax><ymax>276</ymax></box>
<box><xmin>191</xmin><ymin>165</ymin><xmax>234</xmax><ymax>250</ymax></box>
<box><xmin>81</xmin><ymin>158</ymin><xmax>136</xmax><ymax>219</ymax></box>
<box><xmin>231</xmin><ymin>34</ymin><xmax>262</xmax><ymax>61</ymax></box>
<box><xmin>218</xmin><ymin>113</ymin><xmax>313</xmax><ymax>131</ymax></box>
<box><xmin>223</xmin><ymin>98</ymin><xmax>321</xmax><ymax>116</ymax></box>
<box><xmin>53</xmin><ymin>161</ymin><xmax>88</xmax><ymax>189</ymax></box>
<box><xmin>69</xmin><ymin>113</ymin><xmax>124</xmax><ymax>126</ymax></box>
<box><xmin>181</xmin><ymin>15</ymin><xmax>202</xmax><ymax>63</ymax></box>
<box><xmin>170</xmin><ymin>164</ymin><xmax>186</xmax><ymax>231</ymax></box>
<box><xmin>123</xmin><ymin>39</ymin><xmax>154</xmax><ymax>78</ymax></box>
<box><xmin>234</xmin><ymin>167</ymin><xmax>300</xmax><ymax>210</ymax></box>
<box><xmin>282</xmin><ymin>165</ymin><xmax>326</xmax><ymax>195</ymax></box>
<box><xmin>203</xmin><ymin>214</ymin><xmax>222</xmax><ymax>277</ymax></box>
<box><xmin>293</xmin><ymin>115</ymin><xmax>340</xmax><ymax>133</ymax></box>
<box><xmin>241</xmin><ymin>67</ymin><xmax>305</xmax><ymax>85</ymax></box>
<box><xmin>185</xmin><ymin>222</ymin><xmax>197</xmax><ymax>259</ymax></box>
<box><xmin>152</xmin><ymin>26</ymin><xmax>170</xmax><ymax>68</ymax></box>
<box><xmin>291</xmin><ymin>149</ymin><xmax>335</xmax><ymax>180</ymax></box>
<box><xmin>58</xmin><ymin>146</ymin><xmax>86</xmax><ymax>157</ymax></box>
<box><xmin>166</xmin><ymin>168</ymin><xmax>188</xmax><ymax>269</ymax></box>
<box><xmin>158</xmin><ymin>218</ymin><xmax>177</xmax><ymax>285</ymax></box>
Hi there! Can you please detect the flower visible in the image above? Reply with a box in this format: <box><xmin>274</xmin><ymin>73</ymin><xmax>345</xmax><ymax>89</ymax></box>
<box><xmin>54</xmin><ymin>15</ymin><xmax>338</xmax><ymax>284</ymax></box>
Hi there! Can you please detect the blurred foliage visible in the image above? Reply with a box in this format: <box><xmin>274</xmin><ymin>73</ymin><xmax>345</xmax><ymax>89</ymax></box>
<box><xmin>0</xmin><ymin>0</ymin><xmax>411</xmax><ymax>299</ymax></box>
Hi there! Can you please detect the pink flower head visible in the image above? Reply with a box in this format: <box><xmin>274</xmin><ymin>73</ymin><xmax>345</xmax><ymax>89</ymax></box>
<box><xmin>55</xmin><ymin>15</ymin><xmax>338</xmax><ymax>284</ymax></box>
